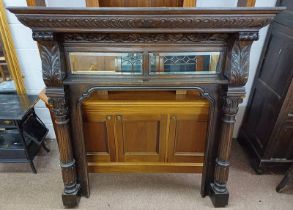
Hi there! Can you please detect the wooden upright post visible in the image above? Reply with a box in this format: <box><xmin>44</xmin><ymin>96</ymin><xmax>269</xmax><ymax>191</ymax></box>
<box><xmin>210</xmin><ymin>32</ymin><xmax>259</xmax><ymax>207</ymax></box>
<box><xmin>32</xmin><ymin>32</ymin><xmax>80</xmax><ymax>208</ymax></box>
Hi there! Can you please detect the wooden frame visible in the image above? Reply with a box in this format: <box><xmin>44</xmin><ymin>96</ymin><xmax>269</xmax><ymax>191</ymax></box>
<box><xmin>0</xmin><ymin>0</ymin><xmax>25</xmax><ymax>94</ymax></box>
<box><xmin>9</xmin><ymin>5</ymin><xmax>282</xmax><ymax>209</ymax></box>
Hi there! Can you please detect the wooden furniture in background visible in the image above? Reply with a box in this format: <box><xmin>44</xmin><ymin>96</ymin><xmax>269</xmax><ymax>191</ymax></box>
<box><xmin>10</xmin><ymin>5</ymin><xmax>282</xmax><ymax>209</ymax></box>
<box><xmin>276</xmin><ymin>163</ymin><xmax>293</xmax><ymax>192</ymax></box>
<box><xmin>239</xmin><ymin>0</ymin><xmax>293</xmax><ymax>174</ymax></box>
<box><xmin>0</xmin><ymin>94</ymin><xmax>49</xmax><ymax>173</ymax></box>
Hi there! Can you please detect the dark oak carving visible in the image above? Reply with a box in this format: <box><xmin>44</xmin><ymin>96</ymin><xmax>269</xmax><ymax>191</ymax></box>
<box><xmin>10</xmin><ymin>8</ymin><xmax>282</xmax><ymax>33</ymax></box>
<box><xmin>63</xmin><ymin>33</ymin><xmax>229</xmax><ymax>43</ymax></box>
<box><xmin>47</xmin><ymin>89</ymin><xmax>80</xmax><ymax>207</ymax></box>
<box><xmin>9</xmin><ymin>7</ymin><xmax>282</xmax><ymax>208</ymax></box>
<box><xmin>224</xmin><ymin>33</ymin><xmax>258</xmax><ymax>86</ymax></box>
<box><xmin>37</xmin><ymin>40</ymin><xmax>65</xmax><ymax>87</ymax></box>
<box><xmin>210</xmin><ymin>88</ymin><xmax>244</xmax><ymax>207</ymax></box>
<box><xmin>37</xmin><ymin>34</ymin><xmax>81</xmax><ymax>206</ymax></box>
<box><xmin>17</xmin><ymin>16</ymin><xmax>274</xmax><ymax>31</ymax></box>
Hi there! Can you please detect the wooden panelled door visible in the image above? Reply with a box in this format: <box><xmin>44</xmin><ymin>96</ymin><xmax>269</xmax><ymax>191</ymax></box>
<box><xmin>168</xmin><ymin>114</ymin><xmax>207</xmax><ymax>163</ymax></box>
<box><xmin>83</xmin><ymin>113</ymin><xmax>116</xmax><ymax>163</ymax></box>
<box><xmin>115</xmin><ymin>114</ymin><xmax>168</xmax><ymax>162</ymax></box>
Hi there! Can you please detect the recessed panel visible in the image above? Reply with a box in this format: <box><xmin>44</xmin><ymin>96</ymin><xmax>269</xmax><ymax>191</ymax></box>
<box><xmin>174</xmin><ymin>120</ymin><xmax>207</xmax><ymax>153</ymax></box>
<box><xmin>123</xmin><ymin>121</ymin><xmax>160</xmax><ymax>153</ymax></box>
<box><xmin>83</xmin><ymin>122</ymin><xmax>109</xmax><ymax>153</ymax></box>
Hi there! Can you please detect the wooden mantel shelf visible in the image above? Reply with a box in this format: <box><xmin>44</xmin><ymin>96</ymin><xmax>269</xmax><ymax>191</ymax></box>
<box><xmin>9</xmin><ymin>7</ymin><xmax>283</xmax><ymax>33</ymax></box>
<box><xmin>9</xmin><ymin>5</ymin><xmax>284</xmax><ymax>209</ymax></box>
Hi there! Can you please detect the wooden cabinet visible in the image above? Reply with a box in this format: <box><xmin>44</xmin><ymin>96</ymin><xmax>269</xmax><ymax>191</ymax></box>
<box><xmin>82</xmin><ymin>91</ymin><xmax>209</xmax><ymax>173</ymax></box>
<box><xmin>239</xmin><ymin>4</ymin><xmax>293</xmax><ymax>173</ymax></box>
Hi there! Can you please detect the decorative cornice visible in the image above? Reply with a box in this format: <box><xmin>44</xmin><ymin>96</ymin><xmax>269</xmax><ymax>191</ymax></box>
<box><xmin>15</xmin><ymin>14</ymin><xmax>275</xmax><ymax>33</ymax></box>
<box><xmin>63</xmin><ymin>33</ymin><xmax>229</xmax><ymax>43</ymax></box>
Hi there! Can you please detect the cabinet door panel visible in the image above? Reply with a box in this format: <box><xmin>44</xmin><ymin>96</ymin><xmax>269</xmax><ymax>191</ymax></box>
<box><xmin>83</xmin><ymin>114</ymin><xmax>116</xmax><ymax>162</ymax></box>
<box><xmin>168</xmin><ymin>114</ymin><xmax>207</xmax><ymax>163</ymax></box>
<box><xmin>115</xmin><ymin>114</ymin><xmax>167</xmax><ymax>162</ymax></box>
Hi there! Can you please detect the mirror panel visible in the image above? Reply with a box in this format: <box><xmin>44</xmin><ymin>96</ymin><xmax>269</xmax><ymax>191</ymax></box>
<box><xmin>149</xmin><ymin>52</ymin><xmax>220</xmax><ymax>74</ymax></box>
<box><xmin>69</xmin><ymin>52</ymin><xmax>143</xmax><ymax>75</ymax></box>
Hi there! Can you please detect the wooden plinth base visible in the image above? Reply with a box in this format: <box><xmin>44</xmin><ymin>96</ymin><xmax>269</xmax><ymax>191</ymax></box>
<box><xmin>62</xmin><ymin>184</ymin><xmax>81</xmax><ymax>208</ymax></box>
<box><xmin>209</xmin><ymin>183</ymin><xmax>229</xmax><ymax>208</ymax></box>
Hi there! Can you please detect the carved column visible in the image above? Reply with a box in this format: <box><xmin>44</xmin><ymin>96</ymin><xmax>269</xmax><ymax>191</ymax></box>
<box><xmin>210</xmin><ymin>32</ymin><xmax>258</xmax><ymax>207</ymax></box>
<box><xmin>33</xmin><ymin>32</ymin><xmax>80</xmax><ymax>207</ymax></box>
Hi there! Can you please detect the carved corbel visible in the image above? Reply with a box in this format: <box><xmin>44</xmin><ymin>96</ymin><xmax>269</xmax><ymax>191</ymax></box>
<box><xmin>225</xmin><ymin>32</ymin><xmax>259</xmax><ymax>86</ymax></box>
<box><xmin>33</xmin><ymin>31</ymin><xmax>65</xmax><ymax>87</ymax></box>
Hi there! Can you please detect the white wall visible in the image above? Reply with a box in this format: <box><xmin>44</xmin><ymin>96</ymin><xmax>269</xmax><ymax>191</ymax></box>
<box><xmin>3</xmin><ymin>0</ymin><xmax>277</xmax><ymax>139</ymax></box>
<box><xmin>3</xmin><ymin>0</ymin><xmax>55</xmax><ymax>138</ymax></box>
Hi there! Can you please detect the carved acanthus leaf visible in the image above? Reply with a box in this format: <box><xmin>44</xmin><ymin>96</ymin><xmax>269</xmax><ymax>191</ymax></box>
<box><xmin>223</xmin><ymin>96</ymin><xmax>243</xmax><ymax>116</ymax></box>
<box><xmin>39</xmin><ymin>42</ymin><xmax>65</xmax><ymax>87</ymax></box>
<box><xmin>48</xmin><ymin>97</ymin><xmax>68</xmax><ymax>118</ymax></box>
<box><xmin>228</xmin><ymin>40</ymin><xmax>253</xmax><ymax>86</ymax></box>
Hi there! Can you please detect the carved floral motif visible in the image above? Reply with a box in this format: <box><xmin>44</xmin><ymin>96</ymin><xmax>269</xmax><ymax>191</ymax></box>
<box><xmin>63</xmin><ymin>33</ymin><xmax>229</xmax><ymax>43</ymax></box>
<box><xmin>18</xmin><ymin>16</ymin><xmax>273</xmax><ymax>31</ymax></box>
<box><xmin>222</xmin><ymin>96</ymin><xmax>243</xmax><ymax>116</ymax></box>
<box><xmin>48</xmin><ymin>96</ymin><xmax>68</xmax><ymax>118</ymax></box>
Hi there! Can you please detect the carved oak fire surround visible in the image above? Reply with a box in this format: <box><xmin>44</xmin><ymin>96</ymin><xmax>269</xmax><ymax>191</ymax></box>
<box><xmin>9</xmin><ymin>7</ymin><xmax>282</xmax><ymax>208</ymax></box>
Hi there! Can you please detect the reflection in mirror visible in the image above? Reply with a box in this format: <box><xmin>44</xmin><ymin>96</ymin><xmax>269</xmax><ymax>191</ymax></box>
<box><xmin>0</xmin><ymin>37</ymin><xmax>15</xmax><ymax>93</ymax></box>
<box><xmin>70</xmin><ymin>52</ymin><xmax>143</xmax><ymax>75</ymax></box>
<box><xmin>150</xmin><ymin>52</ymin><xmax>221</xmax><ymax>74</ymax></box>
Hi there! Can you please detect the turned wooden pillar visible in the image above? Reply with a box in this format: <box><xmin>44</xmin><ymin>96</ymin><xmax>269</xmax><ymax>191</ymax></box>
<box><xmin>210</xmin><ymin>32</ymin><xmax>258</xmax><ymax>207</ymax></box>
<box><xmin>33</xmin><ymin>32</ymin><xmax>80</xmax><ymax>207</ymax></box>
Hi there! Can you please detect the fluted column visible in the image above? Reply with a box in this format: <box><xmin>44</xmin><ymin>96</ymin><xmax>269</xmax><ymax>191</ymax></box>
<box><xmin>210</xmin><ymin>32</ymin><xmax>258</xmax><ymax>207</ymax></box>
<box><xmin>33</xmin><ymin>32</ymin><xmax>80</xmax><ymax>208</ymax></box>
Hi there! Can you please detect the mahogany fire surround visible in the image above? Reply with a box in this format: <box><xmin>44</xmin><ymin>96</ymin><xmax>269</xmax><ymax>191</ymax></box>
<box><xmin>9</xmin><ymin>6</ymin><xmax>283</xmax><ymax>208</ymax></box>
